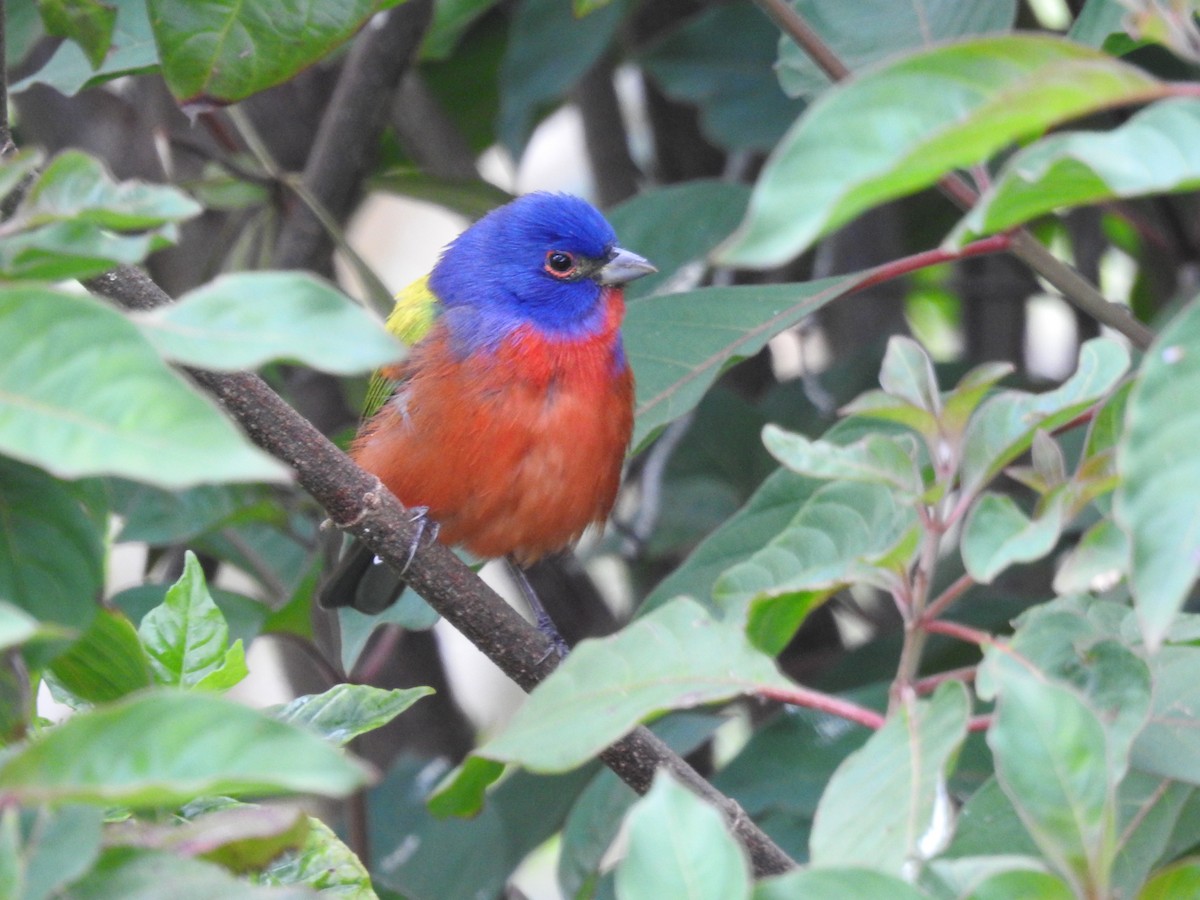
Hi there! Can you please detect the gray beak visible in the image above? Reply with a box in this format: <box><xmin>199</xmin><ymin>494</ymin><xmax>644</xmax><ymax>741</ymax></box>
<box><xmin>598</xmin><ymin>247</ymin><xmax>657</xmax><ymax>285</ymax></box>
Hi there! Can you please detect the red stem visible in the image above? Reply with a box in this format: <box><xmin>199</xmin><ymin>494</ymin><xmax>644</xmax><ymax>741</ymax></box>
<box><xmin>922</xmin><ymin>572</ymin><xmax>976</xmax><ymax>622</ymax></box>
<box><xmin>758</xmin><ymin>684</ymin><xmax>886</xmax><ymax>730</ymax></box>
<box><xmin>923</xmin><ymin>619</ymin><xmax>997</xmax><ymax>647</ymax></box>
<box><xmin>855</xmin><ymin>232</ymin><xmax>1012</xmax><ymax>292</ymax></box>
<box><xmin>913</xmin><ymin>665</ymin><xmax>977</xmax><ymax>695</ymax></box>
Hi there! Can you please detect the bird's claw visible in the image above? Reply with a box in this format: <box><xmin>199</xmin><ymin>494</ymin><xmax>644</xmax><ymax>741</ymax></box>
<box><xmin>400</xmin><ymin>506</ymin><xmax>439</xmax><ymax>574</ymax></box>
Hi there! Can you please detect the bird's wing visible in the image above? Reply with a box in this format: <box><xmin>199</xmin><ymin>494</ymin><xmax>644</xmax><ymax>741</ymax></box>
<box><xmin>361</xmin><ymin>274</ymin><xmax>440</xmax><ymax>420</ymax></box>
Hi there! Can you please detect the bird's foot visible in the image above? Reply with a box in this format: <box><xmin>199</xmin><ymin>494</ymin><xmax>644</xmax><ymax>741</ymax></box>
<box><xmin>400</xmin><ymin>506</ymin><xmax>440</xmax><ymax>574</ymax></box>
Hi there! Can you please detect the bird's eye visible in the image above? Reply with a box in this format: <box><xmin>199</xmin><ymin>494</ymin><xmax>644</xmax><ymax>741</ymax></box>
<box><xmin>544</xmin><ymin>251</ymin><xmax>577</xmax><ymax>278</ymax></box>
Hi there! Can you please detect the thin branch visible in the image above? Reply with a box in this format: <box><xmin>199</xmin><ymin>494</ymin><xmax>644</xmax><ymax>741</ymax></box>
<box><xmin>752</xmin><ymin>0</ymin><xmax>850</xmax><ymax>81</ymax></box>
<box><xmin>758</xmin><ymin>684</ymin><xmax>885</xmax><ymax>730</ymax></box>
<box><xmin>0</xmin><ymin>0</ymin><xmax>14</xmax><ymax>159</ymax></box>
<box><xmin>751</xmin><ymin>0</ymin><xmax>1157</xmax><ymax>351</ymax></box>
<box><xmin>922</xmin><ymin>572</ymin><xmax>976</xmax><ymax>622</ymax></box>
<box><xmin>854</xmin><ymin>232</ymin><xmax>1012</xmax><ymax>292</ymax></box>
<box><xmin>274</xmin><ymin>0</ymin><xmax>434</xmax><ymax>273</ymax></box>
<box><xmin>923</xmin><ymin>619</ymin><xmax>998</xmax><ymax>648</ymax></box>
<box><xmin>913</xmin><ymin>665</ymin><xmax>976</xmax><ymax>695</ymax></box>
<box><xmin>83</xmin><ymin>264</ymin><xmax>798</xmax><ymax>879</ymax></box>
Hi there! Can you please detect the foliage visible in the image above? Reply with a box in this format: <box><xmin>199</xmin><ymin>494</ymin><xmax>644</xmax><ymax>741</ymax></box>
<box><xmin>8</xmin><ymin>0</ymin><xmax>1200</xmax><ymax>897</ymax></box>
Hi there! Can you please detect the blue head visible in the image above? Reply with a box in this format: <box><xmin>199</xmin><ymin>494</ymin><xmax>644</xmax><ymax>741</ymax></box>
<box><xmin>428</xmin><ymin>193</ymin><xmax>654</xmax><ymax>352</ymax></box>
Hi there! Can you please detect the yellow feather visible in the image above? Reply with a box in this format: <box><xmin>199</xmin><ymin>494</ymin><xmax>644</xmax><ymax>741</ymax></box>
<box><xmin>385</xmin><ymin>274</ymin><xmax>438</xmax><ymax>346</ymax></box>
<box><xmin>362</xmin><ymin>274</ymin><xmax>440</xmax><ymax>419</ymax></box>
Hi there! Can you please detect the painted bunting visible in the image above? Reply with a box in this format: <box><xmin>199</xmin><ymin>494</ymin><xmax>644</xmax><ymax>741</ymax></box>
<box><xmin>322</xmin><ymin>192</ymin><xmax>655</xmax><ymax>615</ymax></box>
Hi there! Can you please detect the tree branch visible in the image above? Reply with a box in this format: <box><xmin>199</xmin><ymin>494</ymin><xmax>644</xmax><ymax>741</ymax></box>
<box><xmin>83</xmin><ymin>264</ymin><xmax>798</xmax><ymax>879</ymax></box>
<box><xmin>274</xmin><ymin>0</ymin><xmax>435</xmax><ymax>273</ymax></box>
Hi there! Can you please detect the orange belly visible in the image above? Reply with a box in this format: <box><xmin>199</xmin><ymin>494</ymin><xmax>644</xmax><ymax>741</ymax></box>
<box><xmin>351</xmin><ymin>320</ymin><xmax>634</xmax><ymax>564</ymax></box>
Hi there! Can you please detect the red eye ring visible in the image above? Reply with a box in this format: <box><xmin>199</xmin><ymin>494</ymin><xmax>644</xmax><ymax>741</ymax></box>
<box><xmin>544</xmin><ymin>250</ymin><xmax>577</xmax><ymax>278</ymax></box>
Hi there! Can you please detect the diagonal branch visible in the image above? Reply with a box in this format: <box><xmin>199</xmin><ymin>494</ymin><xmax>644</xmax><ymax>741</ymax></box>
<box><xmin>83</xmin><ymin>263</ymin><xmax>798</xmax><ymax>879</ymax></box>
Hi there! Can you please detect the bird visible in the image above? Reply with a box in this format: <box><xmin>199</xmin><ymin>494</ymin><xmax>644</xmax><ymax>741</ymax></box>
<box><xmin>321</xmin><ymin>192</ymin><xmax>656</xmax><ymax>624</ymax></box>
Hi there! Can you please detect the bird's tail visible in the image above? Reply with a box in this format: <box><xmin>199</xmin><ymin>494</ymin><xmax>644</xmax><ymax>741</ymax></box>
<box><xmin>318</xmin><ymin>539</ymin><xmax>407</xmax><ymax>614</ymax></box>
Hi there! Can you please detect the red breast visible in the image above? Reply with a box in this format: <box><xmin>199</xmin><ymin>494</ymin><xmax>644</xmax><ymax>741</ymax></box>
<box><xmin>350</xmin><ymin>288</ymin><xmax>633</xmax><ymax>563</ymax></box>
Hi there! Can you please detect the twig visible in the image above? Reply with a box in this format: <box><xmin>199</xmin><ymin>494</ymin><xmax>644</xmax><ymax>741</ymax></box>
<box><xmin>912</xmin><ymin>665</ymin><xmax>976</xmax><ymax>695</ymax></box>
<box><xmin>83</xmin><ymin>264</ymin><xmax>798</xmax><ymax>878</ymax></box>
<box><xmin>923</xmin><ymin>619</ymin><xmax>997</xmax><ymax>648</ymax></box>
<box><xmin>758</xmin><ymin>684</ymin><xmax>885</xmax><ymax>730</ymax></box>
<box><xmin>0</xmin><ymin>0</ymin><xmax>14</xmax><ymax>160</ymax></box>
<box><xmin>854</xmin><ymin>232</ymin><xmax>1012</xmax><ymax>292</ymax></box>
<box><xmin>751</xmin><ymin>0</ymin><xmax>1156</xmax><ymax>351</ymax></box>
<box><xmin>922</xmin><ymin>572</ymin><xmax>976</xmax><ymax>622</ymax></box>
<box><xmin>274</xmin><ymin>0</ymin><xmax>434</xmax><ymax>273</ymax></box>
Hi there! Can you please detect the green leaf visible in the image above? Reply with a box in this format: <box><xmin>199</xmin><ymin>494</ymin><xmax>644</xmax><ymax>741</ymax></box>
<box><xmin>961</xmin><ymin>337</ymin><xmax>1129</xmax><ymax>499</ymax></box>
<box><xmin>1132</xmin><ymin>645</ymin><xmax>1200</xmax><ymax>783</ymax></box>
<box><xmin>421</xmin><ymin>0</ymin><xmax>500</xmax><ymax>60</ymax></box>
<box><xmin>608</xmin><ymin>180</ymin><xmax>751</xmax><ymax>302</ymax></box>
<box><xmin>21</xmin><ymin>150</ymin><xmax>202</xmax><ymax>230</ymax></box>
<box><xmin>0</xmin><ymin>221</ymin><xmax>176</xmax><ymax>281</ymax></box>
<box><xmin>961</xmin><ymin>492</ymin><xmax>1066</xmax><ymax>584</ymax></box>
<box><xmin>13</xmin><ymin>0</ymin><xmax>157</xmax><ymax>97</ymax></box>
<box><xmin>0</xmin><ymin>286</ymin><xmax>288</xmax><ymax>487</ymax></box>
<box><xmin>138</xmin><ymin>552</ymin><xmax>248</xmax><ymax>691</ymax></box>
<box><xmin>642</xmin><ymin>468</ymin><xmax>819</xmax><ymax>615</ymax></box>
<box><xmin>940</xmin><ymin>360</ymin><xmax>1017</xmax><ymax>438</ymax></box>
<box><xmin>1141</xmin><ymin>860</ymin><xmax>1200</xmax><ymax>899</ymax></box>
<box><xmin>133</xmin><ymin>272</ymin><xmax>403</xmax><ymax>374</ymax></box>
<box><xmin>271</xmin><ymin>683</ymin><xmax>433</xmax><ymax>746</ymax></box>
<box><xmin>0</xmin><ymin>690</ymin><xmax>371</xmax><ymax>806</ymax></box>
<box><xmin>762</xmin><ymin>425</ymin><xmax>923</xmax><ymax>495</ymax></box>
<box><xmin>480</xmin><ymin>597</ymin><xmax>792</xmax><ymax>772</ymax></box>
<box><xmin>37</xmin><ymin>0</ymin><xmax>117</xmax><ymax>69</ymax></box>
<box><xmin>497</xmin><ymin>0</ymin><xmax>623</xmax><ymax>155</ymax></box>
<box><xmin>980</xmin><ymin>599</ymin><xmax>1151</xmax><ymax>771</ymax></box>
<box><xmin>13</xmin><ymin>804</ymin><xmax>104</xmax><ymax>900</ymax></box>
<box><xmin>966</xmin><ymin>869</ymin><xmax>1077</xmax><ymax>899</ymax></box>
<box><xmin>49</xmin><ymin>608</ymin><xmax>153</xmax><ymax>704</ymax></box>
<box><xmin>426</xmin><ymin>756</ymin><xmax>506</xmax><ymax>819</ymax></box>
<box><xmin>753</xmin><ymin>868</ymin><xmax>927</xmax><ymax>900</ymax></box>
<box><xmin>714</xmin><ymin>480</ymin><xmax>918</xmax><ymax>648</ymax></box>
<box><xmin>119</xmin><ymin>803</ymin><xmax>308</xmax><ymax>874</ymax></box>
<box><xmin>954</xmin><ymin>99</ymin><xmax>1200</xmax><ymax>243</ymax></box>
<box><xmin>628</xmin><ymin>275</ymin><xmax>867</xmax><ymax>451</ymax></box>
<box><xmin>878</xmin><ymin>335</ymin><xmax>941</xmax><ymax>414</ymax></box>
<box><xmin>258</xmin><ymin>815</ymin><xmax>374</xmax><ymax>897</ymax></box>
<box><xmin>0</xmin><ymin>456</ymin><xmax>102</xmax><ymax>636</ymax></box>
<box><xmin>1116</xmin><ymin>297</ymin><xmax>1200</xmax><ymax>650</ymax></box>
<box><xmin>0</xmin><ymin>150</ymin><xmax>199</xmax><ymax>280</ymax></box>
<box><xmin>614</xmin><ymin>773</ymin><xmax>750</xmax><ymax>900</ymax></box>
<box><xmin>1068</xmin><ymin>0</ymin><xmax>1129</xmax><ymax>49</ymax></box>
<box><xmin>1110</xmin><ymin>773</ymin><xmax>1194</xmax><ymax>899</ymax></box>
<box><xmin>108</xmin><ymin>480</ymin><xmax>256</xmax><ymax>544</ymax></box>
<box><xmin>717</xmin><ymin>35</ymin><xmax>1167</xmax><ymax>268</ymax></box>
<box><xmin>1053</xmin><ymin>517</ymin><xmax>1128</xmax><ymax>594</ymax></box>
<box><xmin>810</xmin><ymin>682</ymin><xmax>969</xmax><ymax>874</ymax></box>
<box><xmin>337</xmin><ymin>586</ymin><xmax>440</xmax><ymax>674</ymax></box>
<box><xmin>0</xmin><ymin>603</ymin><xmax>40</xmax><ymax>654</ymax></box>
<box><xmin>60</xmin><ymin>847</ymin><xmax>309</xmax><ymax>900</ymax></box>
<box><xmin>775</xmin><ymin>0</ymin><xmax>1017</xmax><ymax>99</ymax></box>
<box><xmin>639</xmin><ymin>4</ymin><xmax>803</xmax><ymax>152</ymax></box>
<box><xmin>147</xmin><ymin>0</ymin><xmax>405</xmax><ymax>105</ymax></box>
<box><xmin>987</xmin><ymin>665</ymin><xmax>1114</xmax><ymax>893</ymax></box>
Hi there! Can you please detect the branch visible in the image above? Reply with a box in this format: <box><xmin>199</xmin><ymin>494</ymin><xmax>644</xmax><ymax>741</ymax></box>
<box><xmin>758</xmin><ymin>684</ymin><xmax>885</xmax><ymax>730</ymax></box>
<box><xmin>274</xmin><ymin>0</ymin><xmax>435</xmax><ymax>273</ymax></box>
<box><xmin>0</xmin><ymin>0</ymin><xmax>14</xmax><ymax>160</ymax></box>
<box><xmin>83</xmin><ymin>264</ymin><xmax>798</xmax><ymax>879</ymax></box>
<box><xmin>751</xmin><ymin>0</ymin><xmax>1156</xmax><ymax>351</ymax></box>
